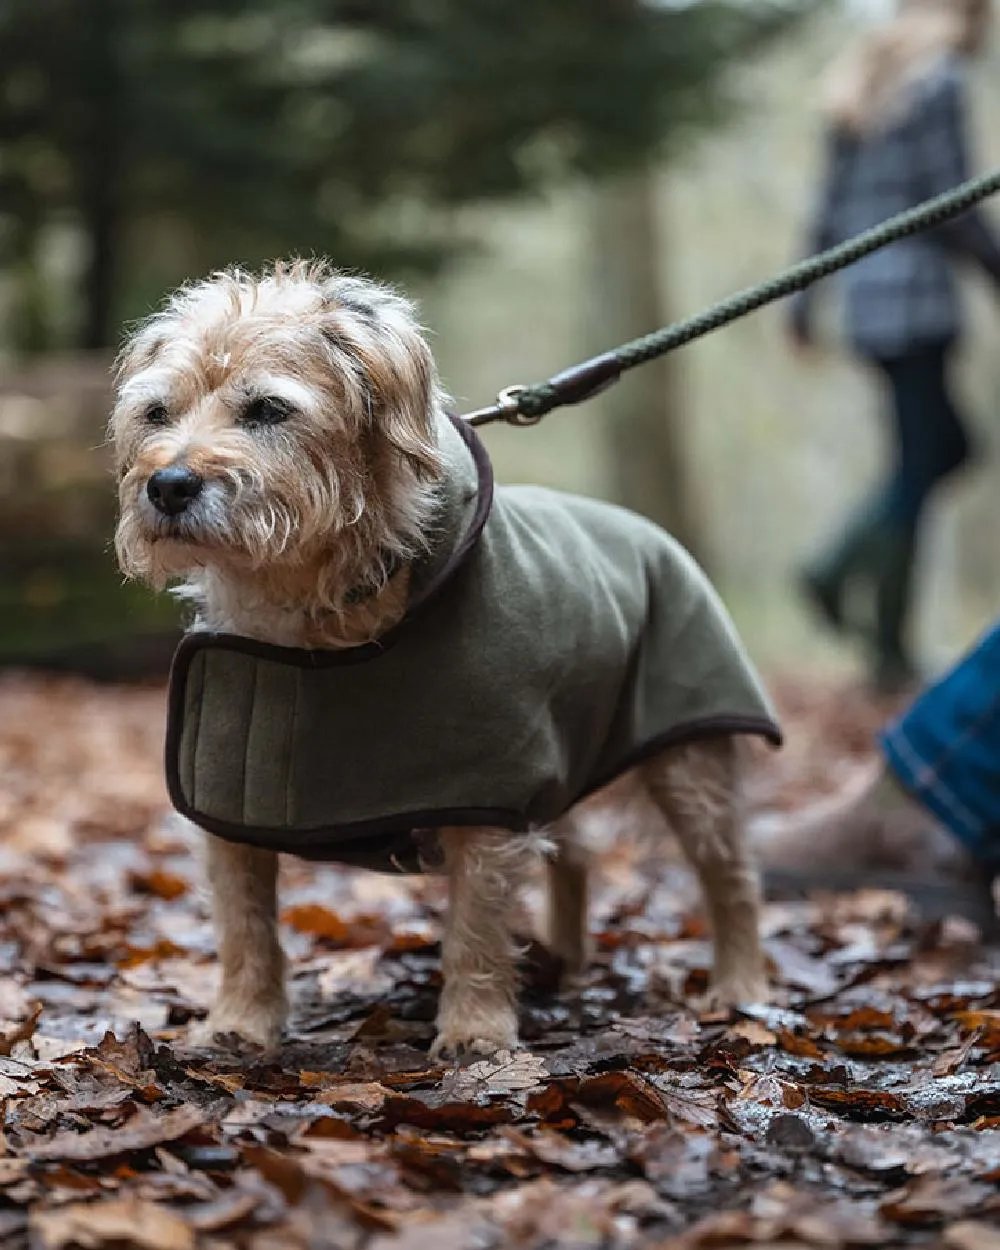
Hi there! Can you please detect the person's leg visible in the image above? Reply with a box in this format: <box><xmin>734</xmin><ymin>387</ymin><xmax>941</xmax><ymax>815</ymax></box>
<box><xmin>881</xmin><ymin>619</ymin><xmax>1000</xmax><ymax>874</ymax></box>
<box><xmin>757</xmin><ymin>621</ymin><xmax>1000</xmax><ymax>926</ymax></box>
<box><xmin>799</xmin><ymin>355</ymin><xmax>912</xmax><ymax>644</ymax></box>
<box><xmin>870</xmin><ymin>345</ymin><xmax>972</xmax><ymax>690</ymax></box>
<box><xmin>799</xmin><ymin>501</ymin><xmax>891</xmax><ymax>635</ymax></box>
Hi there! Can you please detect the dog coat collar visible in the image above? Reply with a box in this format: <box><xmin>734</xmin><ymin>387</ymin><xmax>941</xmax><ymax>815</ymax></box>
<box><xmin>341</xmin><ymin>415</ymin><xmax>490</xmax><ymax>608</ymax></box>
<box><xmin>165</xmin><ymin>416</ymin><xmax>782</xmax><ymax>871</ymax></box>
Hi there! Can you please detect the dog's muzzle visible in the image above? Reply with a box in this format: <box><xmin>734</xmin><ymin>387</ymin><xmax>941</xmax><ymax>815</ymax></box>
<box><xmin>147</xmin><ymin>466</ymin><xmax>204</xmax><ymax>517</ymax></box>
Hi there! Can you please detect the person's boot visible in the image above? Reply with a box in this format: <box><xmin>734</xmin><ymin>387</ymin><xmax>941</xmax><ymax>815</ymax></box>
<box><xmin>753</xmin><ymin>762</ymin><xmax>999</xmax><ymax>934</ymax></box>
<box><xmin>799</xmin><ymin>505</ymin><xmax>888</xmax><ymax>641</ymax></box>
<box><xmin>870</xmin><ymin>522</ymin><xmax>920</xmax><ymax>695</ymax></box>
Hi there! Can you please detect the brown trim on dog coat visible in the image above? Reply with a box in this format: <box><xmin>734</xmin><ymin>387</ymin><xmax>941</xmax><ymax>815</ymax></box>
<box><xmin>165</xmin><ymin>416</ymin><xmax>781</xmax><ymax>871</ymax></box>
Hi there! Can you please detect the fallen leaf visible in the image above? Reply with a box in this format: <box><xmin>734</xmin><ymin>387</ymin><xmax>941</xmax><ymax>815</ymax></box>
<box><xmin>306</xmin><ymin>1079</ymin><xmax>391</xmax><ymax>1113</ymax></box>
<box><xmin>573</xmin><ymin>1071</ymin><xmax>670</xmax><ymax>1124</ymax></box>
<box><xmin>776</xmin><ymin>1028</ymin><xmax>825</xmax><ymax>1059</ymax></box>
<box><xmin>439</xmin><ymin>1051</ymin><xmax>547</xmax><ymax>1101</ymax></box>
<box><xmin>650</xmin><ymin>1079</ymin><xmax>720</xmax><ymax>1129</ymax></box>
<box><xmin>118</xmin><ymin>938</ymin><xmax>187</xmax><ymax>969</ymax></box>
<box><xmin>766</xmin><ymin>938</ymin><xmax>840</xmax><ymax>996</ymax></box>
<box><xmin>25</xmin><ymin>1104</ymin><xmax>206</xmax><ymax>1162</ymax></box>
<box><xmin>130</xmin><ymin>868</ymin><xmax>189</xmax><ymax>901</ymax></box>
<box><xmin>185</xmin><ymin>1189</ymin><xmax>261</xmax><ymax>1232</ymax></box>
<box><xmin>0</xmin><ymin>1159</ymin><xmax>29</xmax><ymax>1187</ymax></box>
<box><xmin>31</xmin><ymin>1197</ymin><xmax>194</xmax><ymax>1250</ymax></box>
<box><xmin>85</xmin><ymin>1023</ymin><xmax>158</xmax><ymax>1086</ymax></box>
<box><xmin>730</xmin><ymin>1019</ymin><xmax>778</xmax><ymax>1046</ymax></box>
<box><xmin>316</xmin><ymin>947</ymin><xmax>392</xmax><ymax>998</ymax></box>
<box><xmin>809</xmin><ymin>1086</ymin><xmax>909</xmax><ymax>1121</ymax></box>
<box><xmin>629</xmin><ymin>1124</ymin><xmax>716</xmax><ymax>1196</ymax></box>
<box><xmin>379</xmin><ymin>1094</ymin><xmax>515</xmax><ymax>1134</ymax></box>
<box><xmin>0</xmin><ymin>1003</ymin><xmax>42</xmax><ymax>1057</ymax></box>
<box><xmin>934</xmin><ymin>1028</ymin><xmax>984</xmax><ymax>1077</ymax></box>
<box><xmin>944</xmin><ymin>1221</ymin><xmax>1000</xmax><ymax>1250</ymax></box>
<box><xmin>882</xmin><ymin>1177</ymin><xmax>995</xmax><ymax>1225</ymax></box>
<box><xmin>504</xmin><ymin>1128</ymin><xmax>619</xmax><ymax>1174</ymax></box>
<box><xmin>281</xmin><ymin>904</ymin><xmax>389</xmax><ymax>948</ymax></box>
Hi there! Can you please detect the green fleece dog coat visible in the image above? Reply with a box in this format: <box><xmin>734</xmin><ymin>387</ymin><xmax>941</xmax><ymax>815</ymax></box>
<box><xmin>166</xmin><ymin>415</ymin><xmax>781</xmax><ymax>870</ymax></box>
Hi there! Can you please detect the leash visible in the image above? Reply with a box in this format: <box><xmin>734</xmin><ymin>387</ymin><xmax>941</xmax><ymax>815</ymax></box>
<box><xmin>462</xmin><ymin>167</ymin><xmax>1000</xmax><ymax>428</ymax></box>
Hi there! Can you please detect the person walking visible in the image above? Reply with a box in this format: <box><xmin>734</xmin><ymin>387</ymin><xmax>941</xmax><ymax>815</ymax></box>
<box><xmin>789</xmin><ymin>0</ymin><xmax>1000</xmax><ymax>693</ymax></box>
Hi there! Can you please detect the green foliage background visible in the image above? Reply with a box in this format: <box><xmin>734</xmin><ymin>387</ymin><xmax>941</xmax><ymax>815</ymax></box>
<box><xmin>0</xmin><ymin>0</ymin><xmax>816</xmax><ymax>352</ymax></box>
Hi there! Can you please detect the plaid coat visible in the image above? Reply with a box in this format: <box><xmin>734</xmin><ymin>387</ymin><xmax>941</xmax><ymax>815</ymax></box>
<box><xmin>790</xmin><ymin>56</ymin><xmax>1000</xmax><ymax>359</ymax></box>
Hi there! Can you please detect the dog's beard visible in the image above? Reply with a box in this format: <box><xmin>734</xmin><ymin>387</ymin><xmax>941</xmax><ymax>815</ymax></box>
<box><xmin>114</xmin><ymin>460</ymin><xmax>393</xmax><ymax>603</ymax></box>
<box><xmin>116</xmin><ymin>472</ymin><xmax>304</xmax><ymax>586</ymax></box>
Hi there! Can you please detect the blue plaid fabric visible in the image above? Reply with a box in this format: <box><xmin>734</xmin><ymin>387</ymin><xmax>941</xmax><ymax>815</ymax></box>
<box><xmin>881</xmin><ymin>622</ymin><xmax>1000</xmax><ymax>870</ymax></box>
<box><xmin>791</xmin><ymin>56</ymin><xmax>1000</xmax><ymax>358</ymax></box>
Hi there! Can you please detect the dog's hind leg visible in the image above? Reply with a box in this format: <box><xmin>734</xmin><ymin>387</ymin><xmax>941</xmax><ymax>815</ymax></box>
<box><xmin>195</xmin><ymin>835</ymin><xmax>287</xmax><ymax>1047</ymax></box>
<box><xmin>546</xmin><ymin>817</ymin><xmax>591</xmax><ymax>976</ymax></box>
<box><xmin>431</xmin><ymin>827</ymin><xmax>539</xmax><ymax>1059</ymax></box>
<box><xmin>640</xmin><ymin>739</ymin><xmax>767</xmax><ymax>1006</ymax></box>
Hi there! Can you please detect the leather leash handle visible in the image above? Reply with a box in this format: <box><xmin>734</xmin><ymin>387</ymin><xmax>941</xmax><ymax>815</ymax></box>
<box><xmin>464</xmin><ymin>353</ymin><xmax>621</xmax><ymax>427</ymax></box>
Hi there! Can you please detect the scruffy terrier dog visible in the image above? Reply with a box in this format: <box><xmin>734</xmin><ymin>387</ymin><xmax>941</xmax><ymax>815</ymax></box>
<box><xmin>111</xmin><ymin>260</ymin><xmax>777</xmax><ymax>1057</ymax></box>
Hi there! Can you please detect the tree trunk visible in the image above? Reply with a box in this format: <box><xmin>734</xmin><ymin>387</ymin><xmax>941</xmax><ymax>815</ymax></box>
<box><xmin>78</xmin><ymin>0</ymin><xmax>121</xmax><ymax>350</ymax></box>
<box><xmin>587</xmin><ymin>170</ymin><xmax>705</xmax><ymax>567</ymax></box>
<box><xmin>9</xmin><ymin>221</ymin><xmax>50</xmax><ymax>354</ymax></box>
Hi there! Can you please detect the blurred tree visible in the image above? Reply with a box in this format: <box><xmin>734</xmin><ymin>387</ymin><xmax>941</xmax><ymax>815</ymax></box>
<box><xmin>588</xmin><ymin>172</ymin><xmax>705</xmax><ymax>554</ymax></box>
<box><xmin>0</xmin><ymin>0</ymin><xmax>816</xmax><ymax>352</ymax></box>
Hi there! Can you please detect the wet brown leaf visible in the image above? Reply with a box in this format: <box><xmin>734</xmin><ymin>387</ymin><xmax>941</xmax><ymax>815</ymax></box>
<box><xmin>185</xmin><ymin>1188</ymin><xmax>262</xmax><ymax>1232</ymax></box>
<box><xmin>281</xmin><ymin>903</ymin><xmax>389</xmax><ymax>948</ymax></box>
<box><xmin>25</xmin><ymin>1103</ymin><xmax>206</xmax><ymax>1162</ymax></box>
<box><xmin>130</xmin><ymin>867</ymin><xmax>189</xmax><ymax>901</ymax></box>
<box><xmin>504</xmin><ymin>1128</ymin><xmax>619</xmax><ymax>1174</ymax></box>
<box><xmin>309</xmin><ymin>1079</ymin><xmax>392</xmax><ymax>1113</ymax></box>
<box><xmin>944</xmin><ymin>1222</ymin><xmax>1000</xmax><ymax>1250</ymax></box>
<box><xmin>776</xmin><ymin>1028</ymin><xmax>825</xmax><ymax>1059</ymax></box>
<box><xmin>808</xmin><ymin>1086</ymin><xmax>909</xmax><ymax>1120</ymax></box>
<box><xmin>730</xmin><ymin>1019</ymin><xmax>778</xmax><ymax>1046</ymax></box>
<box><xmin>882</xmin><ymin>1177</ymin><xmax>995</xmax><ymax>1225</ymax></box>
<box><xmin>0</xmin><ymin>1002</ymin><xmax>41</xmax><ymax>1056</ymax></box>
<box><xmin>573</xmin><ymin>1070</ymin><xmax>671</xmax><ymax>1123</ymax></box>
<box><xmin>31</xmin><ymin>1196</ymin><xmax>195</xmax><ymax>1250</ymax></box>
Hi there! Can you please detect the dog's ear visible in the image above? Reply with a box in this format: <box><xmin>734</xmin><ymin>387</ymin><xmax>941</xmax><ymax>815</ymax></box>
<box><xmin>364</xmin><ymin>332</ymin><xmax>440</xmax><ymax>481</ymax></box>
<box><xmin>319</xmin><ymin>280</ymin><xmax>442</xmax><ymax>480</ymax></box>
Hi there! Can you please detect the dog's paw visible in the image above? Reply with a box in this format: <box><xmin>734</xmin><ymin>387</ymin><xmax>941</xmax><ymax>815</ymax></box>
<box><xmin>430</xmin><ymin>1003</ymin><xmax>518</xmax><ymax>1062</ymax></box>
<box><xmin>429</xmin><ymin>1032</ymin><xmax>518</xmax><ymax>1062</ymax></box>
<box><xmin>190</xmin><ymin>998</ymin><xmax>286</xmax><ymax>1049</ymax></box>
<box><xmin>703</xmin><ymin>971</ymin><xmax>769</xmax><ymax>1011</ymax></box>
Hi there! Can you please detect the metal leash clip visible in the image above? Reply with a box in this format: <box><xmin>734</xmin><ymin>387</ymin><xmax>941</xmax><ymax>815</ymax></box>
<box><xmin>464</xmin><ymin>384</ymin><xmax>540</xmax><ymax>428</ymax></box>
<box><xmin>496</xmin><ymin>384</ymin><xmax>542</xmax><ymax>426</ymax></box>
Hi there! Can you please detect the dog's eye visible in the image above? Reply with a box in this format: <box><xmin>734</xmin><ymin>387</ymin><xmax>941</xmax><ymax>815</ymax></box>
<box><xmin>144</xmin><ymin>403</ymin><xmax>169</xmax><ymax>427</ymax></box>
<box><xmin>241</xmin><ymin>396</ymin><xmax>291</xmax><ymax>427</ymax></box>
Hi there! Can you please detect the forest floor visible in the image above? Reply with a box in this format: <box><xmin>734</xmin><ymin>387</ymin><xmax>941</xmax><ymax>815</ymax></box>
<box><xmin>0</xmin><ymin>672</ymin><xmax>998</xmax><ymax>1250</ymax></box>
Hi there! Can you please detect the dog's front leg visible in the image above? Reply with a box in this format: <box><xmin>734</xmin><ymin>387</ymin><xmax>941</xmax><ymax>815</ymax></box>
<box><xmin>431</xmin><ymin>827</ymin><xmax>537</xmax><ymax>1059</ymax></box>
<box><xmin>195</xmin><ymin>835</ymin><xmax>287</xmax><ymax>1047</ymax></box>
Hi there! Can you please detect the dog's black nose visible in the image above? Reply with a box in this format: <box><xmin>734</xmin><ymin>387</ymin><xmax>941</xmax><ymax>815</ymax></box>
<box><xmin>147</xmin><ymin>466</ymin><xmax>204</xmax><ymax>517</ymax></box>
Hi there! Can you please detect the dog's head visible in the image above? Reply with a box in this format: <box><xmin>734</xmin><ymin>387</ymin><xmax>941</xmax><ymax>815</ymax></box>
<box><xmin>110</xmin><ymin>261</ymin><xmax>445</xmax><ymax>603</ymax></box>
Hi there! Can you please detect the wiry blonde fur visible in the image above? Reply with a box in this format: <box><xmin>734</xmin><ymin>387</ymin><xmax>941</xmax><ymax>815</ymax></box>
<box><xmin>112</xmin><ymin>260</ymin><xmax>768</xmax><ymax>1057</ymax></box>
<box><xmin>111</xmin><ymin>259</ymin><xmax>443</xmax><ymax>648</ymax></box>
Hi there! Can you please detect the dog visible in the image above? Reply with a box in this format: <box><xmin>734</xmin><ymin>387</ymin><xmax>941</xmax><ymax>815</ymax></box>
<box><xmin>110</xmin><ymin>260</ymin><xmax>779</xmax><ymax>1057</ymax></box>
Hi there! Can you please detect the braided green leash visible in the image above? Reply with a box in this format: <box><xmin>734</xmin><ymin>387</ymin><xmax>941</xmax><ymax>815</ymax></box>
<box><xmin>464</xmin><ymin>166</ymin><xmax>1000</xmax><ymax>428</ymax></box>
